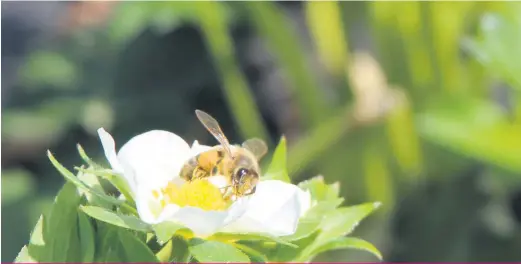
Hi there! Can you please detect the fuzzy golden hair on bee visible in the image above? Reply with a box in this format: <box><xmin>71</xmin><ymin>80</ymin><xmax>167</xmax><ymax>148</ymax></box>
<box><xmin>179</xmin><ymin>110</ymin><xmax>268</xmax><ymax>199</ymax></box>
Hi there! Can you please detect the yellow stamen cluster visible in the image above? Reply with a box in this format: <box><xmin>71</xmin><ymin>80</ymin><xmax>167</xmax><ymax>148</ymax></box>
<box><xmin>153</xmin><ymin>179</ymin><xmax>230</xmax><ymax>211</ymax></box>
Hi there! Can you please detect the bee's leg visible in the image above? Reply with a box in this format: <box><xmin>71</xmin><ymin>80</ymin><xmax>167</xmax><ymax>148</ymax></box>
<box><xmin>219</xmin><ymin>185</ymin><xmax>231</xmax><ymax>192</ymax></box>
<box><xmin>221</xmin><ymin>186</ymin><xmax>234</xmax><ymax>200</ymax></box>
<box><xmin>243</xmin><ymin>186</ymin><xmax>257</xmax><ymax>197</ymax></box>
<box><xmin>192</xmin><ymin>167</ymin><xmax>207</xmax><ymax>180</ymax></box>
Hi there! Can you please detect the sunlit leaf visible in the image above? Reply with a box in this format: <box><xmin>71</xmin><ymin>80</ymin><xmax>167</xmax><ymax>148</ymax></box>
<box><xmin>298</xmin><ymin>175</ymin><xmax>340</xmax><ymax>201</ymax></box>
<box><xmin>303</xmin><ymin>199</ymin><xmax>344</xmax><ymax>221</ymax></box>
<box><xmin>17</xmin><ymin>214</ymin><xmax>47</xmax><ymax>262</ymax></box>
<box><xmin>76</xmin><ymin>144</ymin><xmax>99</xmax><ymax>168</ymax></box>
<box><xmin>77</xmin><ymin>167</ymin><xmax>112</xmax><ymax>209</ymax></box>
<box><xmin>170</xmin><ymin>236</ymin><xmax>191</xmax><ymax>262</ymax></box>
<box><xmin>464</xmin><ymin>12</ymin><xmax>521</xmax><ymax>90</ymax></box>
<box><xmin>363</xmin><ymin>140</ymin><xmax>394</xmax><ymax>213</ymax></box>
<box><xmin>298</xmin><ymin>202</ymin><xmax>381</xmax><ymax>260</ymax></box>
<box><xmin>47</xmin><ymin>151</ymin><xmax>123</xmax><ymax>207</ymax></box>
<box><xmin>318</xmin><ymin>202</ymin><xmax>381</xmax><ymax>241</ymax></box>
<box><xmin>155</xmin><ymin>239</ymin><xmax>174</xmax><ymax>262</ymax></box>
<box><xmin>264</xmin><ymin>136</ymin><xmax>290</xmax><ymax>182</ymax></box>
<box><xmin>155</xmin><ymin>237</ymin><xmax>190</xmax><ymax>263</ymax></box>
<box><xmin>234</xmin><ymin>243</ymin><xmax>268</xmax><ymax>263</ymax></box>
<box><xmin>189</xmin><ymin>239</ymin><xmax>250</xmax><ymax>263</ymax></box>
<box><xmin>385</xmin><ymin>92</ymin><xmax>423</xmax><ymax>176</ymax></box>
<box><xmin>81</xmin><ymin>206</ymin><xmax>150</xmax><ymax>232</ymax></box>
<box><xmin>211</xmin><ymin>232</ymin><xmax>296</xmax><ymax>248</ymax></box>
<box><xmin>305</xmin><ymin>1</ymin><xmax>348</xmax><ymax>76</ymax></box>
<box><xmin>282</xmin><ymin>219</ymin><xmax>321</xmax><ymax>241</ymax></box>
<box><xmin>14</xmin><ymin>246</ymin><xmax>35</xmax><ymax>263</ymax></box>
<box><xmin>300</xmin><ymin>237</ymin><xmax>382</xmax><ymax>262</ymax></box>
<box><xmin>152</xmin><ymin>221</ymin><xmax>189</xmax><ymax>244</ymax></box>
<box><xmin>268</xmin><ymin>231</ymin><xmax>320</xmax><ymax>262</ymax></box>
<box><xmin>76</xmin><ymin>166</ymin><xmax>135</xmax><ymax>206</ymax></box>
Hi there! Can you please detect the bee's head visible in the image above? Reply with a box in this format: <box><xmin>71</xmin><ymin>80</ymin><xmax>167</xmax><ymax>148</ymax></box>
<box><xmin>230</xmin><ymin>151</ymin><xmax>260</xmax><ymax>196</ymax></box>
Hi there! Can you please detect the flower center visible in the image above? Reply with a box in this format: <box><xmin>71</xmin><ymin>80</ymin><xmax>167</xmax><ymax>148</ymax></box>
<box><xmin>154</xmin><ymin>179</ymin><xmax>230</xmax><ymax>211</ymax></box>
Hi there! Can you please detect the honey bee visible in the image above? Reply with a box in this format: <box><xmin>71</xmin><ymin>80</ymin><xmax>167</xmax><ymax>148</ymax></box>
<box><xmin>179</xmin><ymin>110</ymin><xmax>268</xmax><ymax>200</ymax></box>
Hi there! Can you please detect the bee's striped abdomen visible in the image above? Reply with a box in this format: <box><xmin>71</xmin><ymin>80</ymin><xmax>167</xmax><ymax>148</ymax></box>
<box><xmin>180</xmin><ymin>148</ymin><xmax>227</xmax><ymax>181</ymax></box>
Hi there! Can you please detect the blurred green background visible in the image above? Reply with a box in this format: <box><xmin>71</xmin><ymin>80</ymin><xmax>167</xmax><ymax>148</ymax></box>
<box><xmin>2</xmin><ymin>1</ymin><xmax>521</xmax><ymax>262</ymax></box>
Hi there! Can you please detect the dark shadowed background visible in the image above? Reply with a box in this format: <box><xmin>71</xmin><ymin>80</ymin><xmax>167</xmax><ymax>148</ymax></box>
<box><xmin>2</xmin><ymin>1</ymin><xmax>521</xmax><ymax>262</ymax></box>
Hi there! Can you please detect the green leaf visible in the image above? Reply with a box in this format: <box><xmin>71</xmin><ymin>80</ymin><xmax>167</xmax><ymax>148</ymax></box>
<box><xmin>47</xmin><ymin>151</ymin><xmax>123</xmax><ymax>207</ymax></box>
<box><xmin>152</xmin><ymin>221</ymin><xmax>189</xmax><ymax>244</ymax></box>
<box><xmin>155</xmin><ymin>239</ymin><xmax>174</xmax><ymax>262</ymax></box>
<box><xmin>268</xmin><ymin>231</ymin><xmax>320</xmax><ymax>262</ymax></box>
<box><xmin>305</xmin><ymin>237</ymin><xmax>382</xmax><ymax>261</ymax></box>
<box><xmin>78</xmin><ymin>212</ymin><xmax>95</xmax><ymax>262</ymax></box>
<box><xmin>76</xmin><ymin>166</ymin><xmax>135</xmax><ymax>206</ymax></box>
<box><xmin>24</xmin><ymin>215</ymin><xmax>48</xmax><ymax>261</ymax></box>
<box><xmin>264</xmin><ymin>136</ymin><xmax>290</xmax><ymax>182</ymax></box>
<box><xmin>77</xmin><ymin>144</ymin><xmax>98</xmax><ymax>168</ymax></box>
<box><xmin>234</xmin><ymin>243</ymin><xmax>268</xmax><ymax>263</ymax></box>
<box><xmin>15</xmin><ymin>246</ymin><xmax>35</xmax><ymax>262</ymax></box>
<box><xmin>464</xmin><ymin>13</ymin><xmax>521</xmax><ymax>90</ymax></box>
<box><xmin>196</xmin><ymin>1</ymin><xmax>270</xmax><ymax>141</ymax></box>
<box><xmin>81</xmin><ymin>205</ymin><xmax>150</xmax><ymax>232</ymax></box>
<box><xmin>156</xmin><ymin>236</ymin><xmax>190</xmax><ymax>262</ymax></box>
<box><xmin>417</xmin><ymin>98</ymin><xmax>521</xmax><ymax>173</ymax></box>
<box><xmin>109</xmin><ymin>2</ymin><xmax>153</xmax><ymax>44</ymax></box>
<box><xmin>77</xmin><ymin>166</ymin><xmax>112</xmax><ymax>209</ymax></box>
<box><xmin>300</xmin><ymin>202</ymin><xmax>381</xmax><ymax>259</ymax></box>
<box><xmin>211</xmin><ymin>232</ymin><xmax>297</xmax><ymax>248</ymax></box>
<box><xmin>20</xmin><ymin>51</ymin><xmax>78</xmax><ymax>90</ymax></box>
<box><xmin>318</xmin><ymin>202</ymin><xmax>381</xmax><ymax>241</ymax></box>
<box><xmin>46</xmin><ymin>182</ymin><xmax>82</xmax><ymax>262</ymax></box>
<box><xmin>305</xmin><ymin>0</ymin><xmax>348</xmax><ymax>76</ymax></box>
<box><xmin>1</xmin><ymin>168</ymin><xmax>35</xmax><ymax>206</ymax></box>
<box><xmin>95</xmin><ymin>225</ymin><xmax>124</xmax><ymax>262</ymax></box>
<box><xmin>282</xmin><ymin>219</ymin><xmax>321</xmax><ymax>241</ymax></box>
<box><xmin>118</xmin><ymin>229</ymin><xmax>159</xmax><ymax>262</ymax></box>
<box><xmin>298</xmin><ymin>175</ymin><xmax>341</xmax><ymax>202</ymax></box>
<box><xmin>303</xmin><ymin>199</ymin><xmax>344</xmax><ymax>221</ymax></box>
<box><xmin>189</xmin><ymin>239</ymin><xmax>250</xmax><ymax>263</ymax></box>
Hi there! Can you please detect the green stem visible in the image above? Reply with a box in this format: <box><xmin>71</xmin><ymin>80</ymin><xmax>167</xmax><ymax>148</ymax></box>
<box><xmin>288</xmin><ymin>105</ymin><xmax>355</xmax><ymax>176</ymax></box>
<box><xmin>196</xmin><ymin>2</ymin><xmax>270</xmax><ymax>142</ymax></box>
<box><xmin>420</xmin><ymin>2</ymin><xmax>442</xmax><ymax>92</ymax></box>
<box><xmin>120</xmin><ymin>201</ymin><xmax>138</xmax><ymax>216</ymax></box>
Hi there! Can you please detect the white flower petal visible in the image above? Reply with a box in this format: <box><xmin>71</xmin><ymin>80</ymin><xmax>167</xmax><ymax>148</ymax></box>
<box><xmin>135</xmin><ymin>190</ymin><xmax>167</xmax><ymax>224</ymax></box>
<box><xmin>98</xmin><ymin>128</ymin><xmax>125</xmax><ymax>174</ymax></box>
<box><xmin>222</xmin><ymin>180</ymin><xmax>311</xmax><ymax>236</ymax></box>
<box><xmin>207</xmin><ymin>175</ymin><xmax>229</xmax><ymax>190</ymax></box>
<box><xmin>154</xmin><ymin>198</ymin><xmax>251</xmax><ymax>237</ymax></box>
<box><xmin>116</xmin><ymin>130</ymin><xmax>192</xmax><ymax>194</ymax></box>
<box><xmin>190</xmin><ymin>140</ymin><xmax>213</xmax><ymax>156</ymax></box>
<box><xmin>98</xmin><ymin>128</ymin><xmax>139</xmax><ymax>194</ymax></box>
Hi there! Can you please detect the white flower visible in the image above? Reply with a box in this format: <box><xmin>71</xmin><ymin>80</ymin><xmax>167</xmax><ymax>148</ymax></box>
<box><xmin>97</xmin><ymin>128</ymin><xmax>311</xmax><ymax>237</ymax></box>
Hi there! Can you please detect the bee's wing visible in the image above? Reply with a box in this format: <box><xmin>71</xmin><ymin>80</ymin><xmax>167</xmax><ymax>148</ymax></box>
<box><xmin>195</xmin><ymin>110</ymin><xmax>232</xmax><ymax>156</ymax></box>
<box><xmin>242</xmin><ymin>138</ymin><xmax>268</xmax><ymax>160</ymax></box>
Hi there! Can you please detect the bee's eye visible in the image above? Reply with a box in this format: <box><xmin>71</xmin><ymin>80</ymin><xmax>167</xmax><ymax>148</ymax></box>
<box><xmin>235</xmin><ymin>168</ymin><xmax>249</xmax><ymax>179</ymax></box>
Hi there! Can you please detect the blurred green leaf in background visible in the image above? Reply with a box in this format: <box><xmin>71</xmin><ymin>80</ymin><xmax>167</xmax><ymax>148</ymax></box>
<box><xmin>3</xmin><ymin>1</ymin><xmax>521</xmax><ymax>262</ymax></box>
